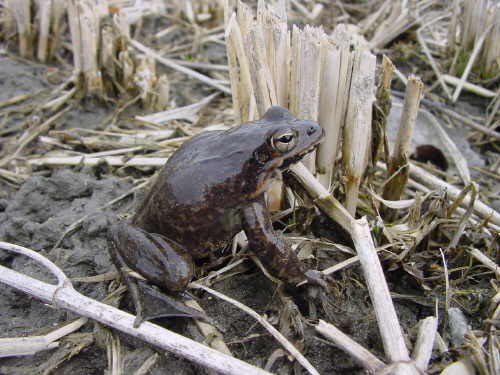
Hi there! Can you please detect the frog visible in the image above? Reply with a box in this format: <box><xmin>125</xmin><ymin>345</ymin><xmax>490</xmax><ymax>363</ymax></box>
<box><xmin>108</xmin><ymin>106</ymin><xmax>326</xmax><ymax>327</ymax></box>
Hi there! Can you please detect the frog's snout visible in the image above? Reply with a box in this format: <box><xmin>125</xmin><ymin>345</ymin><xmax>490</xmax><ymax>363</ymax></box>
<box><xmin>306</xmin><ymin>125</ymin><xmax>318</xmax><ymax>136</ymax></box>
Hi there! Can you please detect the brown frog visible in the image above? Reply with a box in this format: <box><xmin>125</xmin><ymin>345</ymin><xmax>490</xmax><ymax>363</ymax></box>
<box><xmin>108</xmin><ymin>106</ymin><xmax>325</xmax><ymax>326</ymax></box>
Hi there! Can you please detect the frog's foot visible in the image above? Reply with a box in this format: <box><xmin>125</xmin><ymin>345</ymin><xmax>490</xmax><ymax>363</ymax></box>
<box><xmin>304</xmin><ymin>270</ymin><xmax>329</xmax><ymax>290</ymax></box>
<box><xmin>203</xmin><ymin>254</ymin><xmax>233</xmax><ymax>271</ymax></box>
<box><xmin>135</xmin><ymin>281</ymin><xmax>210</xmax><ymax>327</ymax></box>
<box><xmin>277</xmin><ymin>288</ymin><xmax>306</xmax><ymax>338</ymax></box>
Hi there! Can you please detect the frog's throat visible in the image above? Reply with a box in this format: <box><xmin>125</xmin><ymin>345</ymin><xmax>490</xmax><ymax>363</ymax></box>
<box><xmin>252</xmin><ymin>168</ymin><xmax>282</xmax><ymax>199</ymax></box>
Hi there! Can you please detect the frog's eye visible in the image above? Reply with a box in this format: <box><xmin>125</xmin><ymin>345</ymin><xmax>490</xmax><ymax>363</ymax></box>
<box><xmin>272</xmin><ymin>131</ymin><xmax>297</xmax><ymax>153</ymax></box>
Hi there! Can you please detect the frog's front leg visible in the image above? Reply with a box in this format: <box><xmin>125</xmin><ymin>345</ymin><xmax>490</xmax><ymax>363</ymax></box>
<box><xmin>242</xmin><ymin>196</ymin><xmax>325</xmax><ymax>286</ymax></box>
<box><xmin>108</xmin><ymin>222</ymin><xmax>198</xmax><ymax>327</ymax></box>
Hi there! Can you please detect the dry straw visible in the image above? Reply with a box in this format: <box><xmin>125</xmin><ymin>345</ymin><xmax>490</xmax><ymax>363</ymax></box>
<box><xmin>448</xmin><ymin>0</ymin><xmax>500</xmax><ymax>101</ymax></box>
<box><xmin>382</xmin><ymin>76</ymin><xmax>424</xmax><ymax>206</ymax></box>
<box><xmin>2</xmin><ymin>0</ymin><xmax>173</xmax><ymax>103</ymax></box>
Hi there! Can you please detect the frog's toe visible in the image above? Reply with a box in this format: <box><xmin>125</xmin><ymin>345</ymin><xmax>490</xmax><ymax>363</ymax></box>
<box><xmin>304</xmin><ymin>270</ymin><xmax>329</xmax><ymax>290</ymax></box>
<box><xmin>137</xmin><ymin>281</ymin><xmax>210</xmax><ymax>323</ymax></box>
<box><xmin>133</xmin><ymin>314</ymin><xmax>145</xmax><ymax>328</ymax></box>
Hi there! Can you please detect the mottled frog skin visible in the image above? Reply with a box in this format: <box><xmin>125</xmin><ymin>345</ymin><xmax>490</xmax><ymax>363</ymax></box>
<box><xmin>108</xmin><ymin>107</ymin><xmax>324</xmax><ymax>323</ymax></box>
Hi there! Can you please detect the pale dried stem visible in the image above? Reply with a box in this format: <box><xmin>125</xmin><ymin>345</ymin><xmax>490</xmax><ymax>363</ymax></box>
<box><xmin>135</xmin><ymin>93</ymin><xmax>219</xmax><ymax>126</ymax></box>
<box><xmin>442</xmin><ymin>74</ymin><xmax>496</xmax><ymax>98</ymax></box>
<box><xmin>359</xmin><ymin>0</ymin><xmax>391</xmax><ymax>35</ymax></box>
<box><xmin>81</xmin><ymin>0</ymin><xmax>102</xmax><ymax>94</ymax></box>
<box><xmin>315</xmin><ymin>320</ymin><xmax>385</xmax><ymax>373</ymax></box>
<box><xmin>447</xmin><ymin>0</ymin><xmax>459</xmax><ymax>54</ymax></box>
<box><xmin>383</xmin><ymin>76</ymin><xmax>423</xmax><ymax>203</ymax></box>
<box><xmin>246</xmin><ymin>24</ymin><xmax>277</xmax><ymax>115</ymax></box>
<box><xmin>29</xmin><ymin>156</ymin><xmax>167</xmax><ymax>168</ymax></box>
<box><xmin>417</xmin><ymin>29</ymin><xmax>452</xmax><ymax>100</ymax></box>
<box><xmin>0</xmin><ymin>242</ymin><xmax>272</xmax><ymax>375</ymax></box>
<box><xmin>483</xmin><ymin>7</ymin><xmax>500</xmax><ymax>74</ymax></box>
<box><xmin>67</xmin><ymin>0</ymin><xmax>82</xmax><ymax>73</ymax></box>
<box><xmin>411</xmin><ymin>316</ymin><xmax>438</xmax><ymax>371</ymax></box>
<box><xmin>486</xmin><ymin>91</ymin><xmax>500</xmax><ymax>128</ymax></box>
<box><xmin>225</xmin><ymin>13</ymin><xmax>255</xmax><ymax>122</ymax></box>
<box><xmin>0</xmin><ymin>317</ymin><xmax>88</xmax><ymax>357</ymax></box>
<box><xmin>368</xmin><ymin>0</ymin><xmax>437</xmax><ymax>50</ymax></box>
<box><xmin>0</xmin><ymin>106</ymin><xmax>71</xmax><ymax>168</ymax></box>
<box><xmin>351</xmin><ymin>217</ymin><xmax>413</xmax><ymax>365</ymax></box>
<box><xmin>289</xmin><ymin>26</ymin><xmax>322</xmax><ymax>121</ymax></box>
<box><xmin>316</xmin><ymin>37</ymin><xmax>349</xmax><ymax>189</ymax></box>
<box><xmin>185</xmin><ymin>299</ymin><xmax>231</xmax><ymax>356</ymax></box>
<box><xmin>134</xmin><ymin>353</ymin><xmax>159</xmax><ymax>375</ymax></box>
<box><xmin>289</xmin><ymin>26</ymin><xmax>323</xmax><ymax>171</ymax></box>
<box><xmin>288</xmin><ymin>163</ymin><xmax>353</xmax><ymax>233</ymax></box>
<box><xmin>0</xmin><ymin>90</ymin><xmax>46</xmax><ymax>109</ymax></box>
<box><xmin>379</xmin><ymin>162</ymin><xmax>499</xmax><ymax>233</ymax></box>
<box><xmin>342</xmin><ymin>48</ymin><xmax>376</xmax><ymax>215</ymax></box>
<box><xmin>393</xmin><ymin>76</ymin><xmax>423</xmax><ymax>170</ymax></box>
<box><xmin>468</xmin><ymin>248</ymin><xmax>500</xmax><ymax>278</ymax></box>
<box><xmin>7</xmin><ymin>0</ymin><xmax>33</xmax><ymax>58</ymax></box>
<box><xmin>37</xmin><ymin>0</ymin><xmax>52</xmax><ymax>62</ymax></box>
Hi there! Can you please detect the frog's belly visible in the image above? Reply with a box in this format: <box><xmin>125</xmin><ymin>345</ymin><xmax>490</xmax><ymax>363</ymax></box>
<box><xmin>137</xmin><ymin>206</ymin><xmax>243</xmax><ymax>259</ymax></box>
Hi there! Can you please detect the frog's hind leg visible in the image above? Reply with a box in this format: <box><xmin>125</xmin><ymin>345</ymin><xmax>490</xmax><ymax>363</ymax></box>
<box><xmin>107</xmin><ymin>224</ymin><xmax>149</xmax><ymax>327</ymax></box>
<box><xmin>107</xmin><ymin>222</ymin><xmax>196</xmax><ymax>327</ymax></box>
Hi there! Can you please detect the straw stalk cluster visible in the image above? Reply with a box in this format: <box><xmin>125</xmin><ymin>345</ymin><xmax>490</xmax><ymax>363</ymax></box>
<box><xmin>225</xmin><ymin>1</ymin><xmax>376</xmax><ymax>217</ymax></box>
<box><xmin>2</xmin><ymin>0</ymin><xmax>170</xmax><ymax>107</ymax></box>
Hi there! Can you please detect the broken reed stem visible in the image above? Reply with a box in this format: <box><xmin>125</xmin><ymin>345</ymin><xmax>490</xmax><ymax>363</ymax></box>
<box><xmin>315</xmin><ymin>29</ymin><xmax>352</xmax><ymax>189</ymax></box>
<box><xmin>28</xmin><ymin>156</ymin><xmax>167</xmax><ymax>168</ymax></box>
<box><xmin>315</xmin><ymin>320</ymin><xmax>385</xmax><ymax>373</ymax></box>
<box><xmin>351</xmin><ymin>217</ymin><xmax>412</xmax><ymax>365</ymax></box>
<box><xmin>412</xmin><ymin>317</ymin><xmax>438</xmax><ymax>371</ymax></box>
<box><xmin>382</xmin><ymin>76</ymin><xmax>423</xmax><ymax>208</ymax></box>
<box><xmin>6</xmin><ymin>0</ymin><xmax>33</xmax><ymax>58</ymax></box>
<box><xmin>288</xmin><ymin>163</ymin><xmax>353</xmax><ymax>233</ymax></box>
<box><xmin>468</xmin><ymin>248</ymin><xmax>500</xmax><ymax>278</ymax></box>
<box><xmin>68</xmin><ymin>0</ymin><xmax>103</xmax><ymax>96</ymax></box>
<box><xmin>0</xmin><ymin>106</ymin><xmax>72</xmax><ymax>168</ymax></box>
<box><xmin>246</xmin><ymin>23</ymin><xmax>277</xmax><ymax>115</ymax></box>
<box><xmin>442</xmin><ymin>74</ymin><xmax>496</xmax><ymax>98</ymax></box>
<box><xmin>371</xmin><ymin>55</ymin><xmax>394</xmax><ymax>165</ymax></box>
<box><xmin>225</xmin><ymin>13</ymin><xmax>255</xmax><ymax>122</ymax></box>
<box><xmin>0</xmin><ymin>317</ymin><xmax>88</xmax><ymax>357</ymax></box>
<box><xmin>37</xmin><ymin>0</ymin><xmax>51</xmax><ymax>62</ymax></box>
<box><xmin>289</xmin><ymin>25</ymin><xmax>322</xmax><ymax>171</ymax></box>
<box><xmin>342</xmin><ymin>48</ymin><xmax>376</xmax><ymax>216</ymax></box>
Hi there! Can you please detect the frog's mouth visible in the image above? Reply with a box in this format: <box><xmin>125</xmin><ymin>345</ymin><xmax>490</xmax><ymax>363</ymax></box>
<box><xmin>280</xmin><ymin>142</ymin><xmax>320</xmax><ymax>170</ymax></box>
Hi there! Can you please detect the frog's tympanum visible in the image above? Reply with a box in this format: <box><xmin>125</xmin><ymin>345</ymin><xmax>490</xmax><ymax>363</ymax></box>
<box><xmin>108</xmin><ymin>106</ymin><xmax>325</xmax><ymax>326</ymax></box>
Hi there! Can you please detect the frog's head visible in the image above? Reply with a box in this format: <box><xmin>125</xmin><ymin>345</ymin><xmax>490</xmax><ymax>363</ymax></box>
<box><xmin>238</xmin><ymin>106</ymin><xmax>324</xmax><ymax>198</ymax></box>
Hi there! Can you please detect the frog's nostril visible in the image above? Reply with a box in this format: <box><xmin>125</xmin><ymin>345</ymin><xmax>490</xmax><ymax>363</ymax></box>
<box><xmin>307</xmin><ymin>126</ymin><xmax>316</xmax><ymax>136</ymax></box>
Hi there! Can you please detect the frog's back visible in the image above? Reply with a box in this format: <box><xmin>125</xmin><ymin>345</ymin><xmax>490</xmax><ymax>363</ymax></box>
<box><xmin>132</xmin><ymin>129</ymin><xmax>254</xmax><ymax>250</ymax></box>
